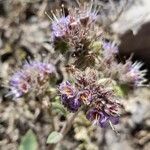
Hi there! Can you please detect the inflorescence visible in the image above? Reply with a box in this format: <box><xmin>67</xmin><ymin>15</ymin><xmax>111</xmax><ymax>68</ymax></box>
<box><xmin>7</xmin><ymin>61</ymin><xmax>56</xmax><ymax>99</ymax></box>
<box><xmin>59</xmin><ymin>68</ymin><xmax>122</xmax><ymax>128</ymax></box>
<box><xmin>52</xmin><ymin>1</ymin><xmax>147</xmax><ymax>129</ymax></box>
<box><xmin>49</xmin><ymin>1</ymin><xmax>100</xmax><ymax>57</ymax></box>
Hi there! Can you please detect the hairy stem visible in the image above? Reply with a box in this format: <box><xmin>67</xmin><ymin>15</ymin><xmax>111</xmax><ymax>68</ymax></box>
<box><xmin>60</xmin><ymin>111</ymin><xmax>79</xmax><ymax>137</ymax></box>
<box><xmin>50</xmin><ymin>111</ymin><xmax>79</xmax><ymax>150</ymax></box>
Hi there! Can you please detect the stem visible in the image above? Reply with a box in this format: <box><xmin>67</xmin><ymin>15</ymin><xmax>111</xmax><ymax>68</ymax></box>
<box><xmin>60</xmin><ymin>111</ymin><xmax>79</xmax><ymax>137</ymax></box>
<box><xmin>50</xmin><ymin>111</ymin><xmax>79</xmax><ymax>150</ymax></box>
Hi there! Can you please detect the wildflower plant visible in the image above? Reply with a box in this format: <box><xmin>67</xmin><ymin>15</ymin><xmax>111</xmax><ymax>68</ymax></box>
<box><xmin>4</xmin><ymin>0</ymin><xmax>148</xmax><ymax>148</ymax></box>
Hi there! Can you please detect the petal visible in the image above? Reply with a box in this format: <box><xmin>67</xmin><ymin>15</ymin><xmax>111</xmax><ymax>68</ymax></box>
<box><xmin>109</xmin><ymin>116</ymin><xmax>119</xmax><ymax>125</ymax></box>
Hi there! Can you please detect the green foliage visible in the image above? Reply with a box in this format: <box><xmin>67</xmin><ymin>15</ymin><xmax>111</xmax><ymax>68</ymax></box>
<box><xmin>52</xmin><ymin>101</ymin><xmax>68</xmax><ymax>115</ymax></box>
<box><xmin>46</xmin><ymin>131</ymin><xmax>63</xmax><ymax>144</ymax></box>
<box><xmin>19</xmin><ymin>130</ymin><xmax>38</xmax><ymax>150</ymax></box>
<box><xmin>119</xmin><ymin>84</ymin><xmax>131</xmax><ymax>96</ymax></box>
<box><xmin>113</xmin><ymin>84</ymin><xmax>125</xmax><ymax>97</ymax></box>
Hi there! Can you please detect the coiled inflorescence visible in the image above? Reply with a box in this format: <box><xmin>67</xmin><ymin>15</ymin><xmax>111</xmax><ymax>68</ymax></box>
<box><xmin>7</xmin><ymin>61</ymin><xmax>56</xmax><ymax>99</ymax></box>
<box><xmin>100</xmin><ymin>41</ymin><xmax>147</xmax><ymax>87</ymax></box>
<box><xmin>59</xmin><ymin>68</ymin><xmax>122</xmax><ymax>128</ymax></box>
<box><xmin>49</xmin><ymin>1</ymin><xmax>99</xmax><ymax>56</ymax></box>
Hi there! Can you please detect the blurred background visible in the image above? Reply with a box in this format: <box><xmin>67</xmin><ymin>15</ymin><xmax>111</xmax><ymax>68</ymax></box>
<box><xmin>0</xmin><ymin>0</ymin><xmax>150</xmax><ymax>150</ymax></box>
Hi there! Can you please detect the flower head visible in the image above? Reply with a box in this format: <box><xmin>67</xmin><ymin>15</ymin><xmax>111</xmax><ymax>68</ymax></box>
<box><xmin>127</xmin><ymin>62</ymin><xmax>147</xmax><ymax>86</ymax></box>
<box><xmin>7</xmin><ymin>61</ymin><xmax>56</xmax><ymax>99</ymax></box>
<box><xmin>50</xmin><ymin>2</ymin><xmax>99</xmax><ymax>55</ymax></box>
<box><xmin>119</xmin><ymin>60</ymin><xmax>147</xmax><ymax>86</ymax></box>
<box><xmin>58</xmin><ymin>68</ymin><xmax>122</xmax><ymax>129</ymax></box>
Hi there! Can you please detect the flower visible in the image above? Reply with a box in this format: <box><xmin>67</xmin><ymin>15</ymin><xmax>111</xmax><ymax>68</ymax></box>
<box><xmin>102</xmin><ymin>41</ymin><xmax>118</xmax><ymax>60</ymax></box>
<box><xmin>59</xmin><ymin>81</ymin><xmax>76</xmax><ymax>98</ymax></box>
<box><xmin>7</xmin><ymin>72</ymin><xmax>31</xmax><ymax>98</ymax></box>
<box><xmin>50</xmin><ymin>2</ymin><xmax>99</xmax><ymax>55</ymax></box>
<box><xmin>61</xmin><ymin>94</ymin><xmax>81</xmax><ymax>112</ymax></box>
<box><xmin>59</xmin><ymin>81</ymin><xmax>81</xmax><ymax>112</ymax></box>
<box><xmin>77</xmin><ymin>90</ymin><xmax>92</xmax><ymax>105</ymax></box>
<box><xmin>51</xmin><ymin>16</ymin><xmax>70</xmax><ymax>38</ymax></box>
<box><xmin>68</xmin><ymin>1</ymin><xmax>98</xmax><ymax>27</ymax></box>
<box><xmin>118</xmin><ymin>60</ymin><xmax>147</xmax><ymax>86</ymax></box>
<box><xmin>58</xmin><ymin>68</ymin><xmax>122</xmax><ymax>129</ymax></box>
<box><xmin>126</xmin><ymin>61</ymin><xmax>147</xmax><ymax>86</ymax></box>
<box><xmin>86</xmin><ymin>108</ymin><xmax>119</xmax><ymax>128</ymax></box>
<box><xmin>7</xmin><ymin>61</ymin><xmax>55</xmax><ymax>99</ymax></box>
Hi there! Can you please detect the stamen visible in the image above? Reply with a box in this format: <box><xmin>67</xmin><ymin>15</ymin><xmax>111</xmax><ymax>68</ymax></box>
<box><xmin>109</xmin><ymin>120</ymin><xmax>120</xmax><ymax>135</ymax></box>
<box><xmin>45</xmin><ymin>11</ymin><xmax>53</xmax><ymax>21</ymax></box>
<box><xmin>51</xmin><ymin>10</ymin><xmax>59</xmax><ymax>22</ymax></box>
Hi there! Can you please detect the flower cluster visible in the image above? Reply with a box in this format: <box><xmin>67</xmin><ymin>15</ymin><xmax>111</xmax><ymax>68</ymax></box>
<box><xmin>99</xmin><ymin>41</ymin><xmax>147</xmax><ymax>87</ymax></box>
<box><xmin>50</xmin><ymin>2</ymin><xmax>99</xmax><ymax>55</ymax></box>
<box><xmin>7</xmin><ymin>61</ymin><xmax>56</xmax><ymax>99</ymax></box>
<box><xmin>59</xmin><ymin>68</ymin><xmax>122</xmax><ymax>128</ymax></box>
<box><xmin>118</xmin><ymin>60</ymin><xmax>147</xmax><ymax>86</ymax></box>
<box><xmin>50</xmin><ymin>1</ymin><xmax>147</xmax><ymax>87</ymax></box>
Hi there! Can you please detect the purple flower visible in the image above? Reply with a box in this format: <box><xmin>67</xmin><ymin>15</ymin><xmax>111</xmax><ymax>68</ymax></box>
<box><xmin>86</xmin><ymin>108</ymin><xmax>119</xmax><ymax>128</ymax></box>
<box><xmin>30</xmin><ymin>61</ymin><xmax>55</xmax><ymax>80</ymax></box>
<box><xmin>59</xmin><ymin>81</ymin><xmax>81</xmax><ymax>112</ymax></box>
<box><xmin>69</xmin><ymin>2</ymin><xmax>98</xmax><ymax>27</ymax></box>
<box><xmin>77</xmin><ymin>90</ymin><xmax>92</xmax><ymax>105</ymax></box>
<box><xmin>102</xmin><ymin>41</ymin><xmax>118</xmax><ymax>60</ymax></box>
<box><xmin>127</xmin><ymin>62</ymin><xmax>147</xmax><ymax>86</ymax></box>
<box><xmin>7</xmin><ymin>61</ymin><xmax>55</xmax><ymax>99</ymax></box>
<box><xmin>7</xmin><ymin>72</ymin><xmax>31</xmax><ymax>98</ymax></box>
<box><xmin>120</xmin><ymin>61</ymin><xmax>147</xmax><ymax>86</ymax></box>
<box><xmin>59</xmin><ymin>81</ymin><xmax>76</xmax><ymax>98</ymax></box>
<box><xmin>51</xmin><ymin>16</ymin><xmax>70</xmax><ymax>38</ymax></box>
<box><xmin>99</xmin><ymin>114</ymin><xmax>119</xmax><ymax>128</ymax></box>
<box><xmin>61</xmin><ymin>93</ymin><xmax>81</xmax><ymax>112</ymax></box>
<box><xmin>103</xmin><ymin>42</ymin><xmax>118</xmax><ymax>53</ymax></box>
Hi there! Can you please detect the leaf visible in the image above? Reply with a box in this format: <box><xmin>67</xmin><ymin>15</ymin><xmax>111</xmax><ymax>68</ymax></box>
<box><xmin>52</xmin><ymin>102</ymin><xmax>67</xmax><ymax>115</ymax></box>
<box><xmin>46</xmin><ymin>131</ymin><xmax>63</xmax><ymax>144</ymax></box>
<box><xmin>114</xmin><ymin>85</ymin><xmax>125</xmax><ymax>97</ymax></box>
<box><xmin>19</xmin><ymin>130</ymin><xmax>38</xmax><ymax>150</ymax></box>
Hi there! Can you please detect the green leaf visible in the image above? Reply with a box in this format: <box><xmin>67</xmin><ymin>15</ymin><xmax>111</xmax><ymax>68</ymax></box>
<box><xmin>119</xmin><ymin>84</ymin><xmax>131</xmax><ymax>96</ymax></box>
<box><xmin>47</xmin><ymin>131</ymin><xmax>63</xmax><ymax>144</ymax></box>
<box><xmin>19</xmin><ymin>130</ymin><xmax>38</xmax><ymax>150</ymax></box>
<box><xmin>114</xmin><ymin>85</ymin><xmax>125</xmax><ymax>97</ymax></box>
<box><xmin>52</xmin><ymin>102</ymin><xmax>67</xmax><ymax>115</ymax></box>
